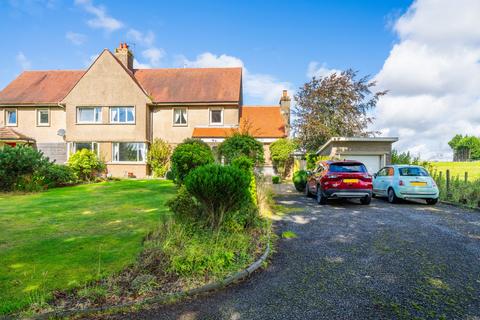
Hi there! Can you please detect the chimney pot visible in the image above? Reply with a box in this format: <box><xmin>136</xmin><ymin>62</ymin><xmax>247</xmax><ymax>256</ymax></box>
<box><xmin>114</xmin><ymin>42</ymin><xmax>134</xmax><ymax>70</ymax></box>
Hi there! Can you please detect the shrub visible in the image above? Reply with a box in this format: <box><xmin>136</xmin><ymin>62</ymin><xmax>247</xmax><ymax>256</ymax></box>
<box><xmin>184</xmin><ymin>164</ymin><xmax>250</xmax><ymax>230</ymax></box>
<box><xmin>217</xmin><ymin>133</ymin><xmax>264</xmax><ymax>165</ymax></box>
<box><xmin>165</xmin><ymin>170</ymin><xmax>175</xmax><ymax>181</ymax></box>
<box><xmin>231</xmin><ymin>156</ymin><xmax>257</xmax><ymax>206</ymax></box>
<box><xmin>292</xmin><ymin>170</ymin><xmax>309</xmax><ymax>192</ymax></box>
<box><xmin>166</xmin><ymin>185</ymin><xmax>203</xmax><ymax>224</ymax></box>
<box><xmin>0</xmin><ymin>145</ymin><xmax>50</xmax><ymax>191</ymax></box>
<box><xmin>306</xmin><ymin>153</ymin><xmax>319</xmax><ymax>170</ymax></box>
<box><xmin>170</xmin><ymin>139</ymin><xmax>215</xmax><ymax>184</ymax></box>
<box><xmin>147</xmin><ymin>138</ymin><xmax>172</xmax><ymax>178</ymax></box>
<box><xmin>269</xmin><ymin>138</ymin><xmax>297</xmax><ymax>177</ymax></box>
<box><xmin>272</xmin><ymin>176</ymin><xmax>281</xmax><ymax>184</ymax></box>
<box><xmin>39</xmin><ymin>164</ymin><xmax>77</xmax><ymax>188</ymax></box>
<box><xmin>67</xmin><ymin>149</ymin><xmax>105</xmax><ymax>182</ymax></box>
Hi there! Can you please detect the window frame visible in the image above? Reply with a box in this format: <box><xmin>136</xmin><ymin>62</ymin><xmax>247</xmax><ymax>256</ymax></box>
<box><xmin>112</xmin><ymin>142</ymin><xmax>146</xmax><ymax>163</ymax></box>
<box><xmin>5</xmin><ymin>108</ymin><xmax>17</xmax><ymax>126</ymax></box>
<box><xmin>72</xmin><ymin>142</ymin><xmax>99</xmax><ymax>157</ymax></box>
<box><xmin>36</xmin><ymin>108</ymin><xmax>50</xmax><ymax>127</ymax></box>
<box><xmin>172</xmin><ymin>108</ymin><xmax>188</xmax><ymax>126</ymax></box>
<box><xmin>109</xmin><ymin>106</ymin><xmax>135</xmax><ymax>124</ymax></box>
<box><xmin>209</xmin><ymin>107</ymin><xmax>224</xmax><ymax>126</ymax></box>
<box><xmin>76</xmin><ymin>107</ymin><xmax>102</xmax><ymax>124</ymax></box>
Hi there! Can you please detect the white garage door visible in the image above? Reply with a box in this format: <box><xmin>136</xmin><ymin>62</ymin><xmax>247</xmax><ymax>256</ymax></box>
<box><xmin>343</xmin><ymin>155</ymin><xmax>382</xmax><ymax>174</ymax></box>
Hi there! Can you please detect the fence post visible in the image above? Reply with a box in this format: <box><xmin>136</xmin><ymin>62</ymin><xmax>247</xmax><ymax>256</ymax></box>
<box><xmin>446</xmin><ymin>169</ymin><xmax>451</xmax><ymax>199</ymax></box>
<box><xmin>465</xmin><ymin>172</ymin><xmax>468</xmax><ymax>183</ymax></box>
<box><xmin>439</xmin><ymin>171</ymin><xmax>443</xmax><ymax>181</ymax></box>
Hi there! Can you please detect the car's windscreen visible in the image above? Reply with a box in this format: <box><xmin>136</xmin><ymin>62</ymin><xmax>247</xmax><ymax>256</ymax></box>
<box><xmin>329</xmin><ymin>164</ymin><xmax>367</xmax><ymax>173</ymax></box>
<box><xmin>398</xmin><ymin>167</ymin><xmax>429</xmax><ymax>176</ymax></box>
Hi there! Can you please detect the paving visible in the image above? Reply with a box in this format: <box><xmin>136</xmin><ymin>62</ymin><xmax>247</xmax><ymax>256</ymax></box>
<box><xmin>114</xmin><ymin>185</ymin><xmax>480</xmax><ymax>320</ymax></box>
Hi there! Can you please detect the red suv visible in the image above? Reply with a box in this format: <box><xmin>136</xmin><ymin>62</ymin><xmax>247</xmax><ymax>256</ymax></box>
<box><xmin>305</xmin><ymin>160</ymin><xmax>373</xmax><ymax>205</ymax></box>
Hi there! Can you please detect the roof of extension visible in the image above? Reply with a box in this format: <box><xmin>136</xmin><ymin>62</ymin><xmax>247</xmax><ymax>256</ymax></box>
<box><xmin>0</xmin><ymin>127</ymin><xmax>35</xmax><ymax>142</ymax></box>
<box><xmin>192</xmin><ymin>106</ymin><xmax>287</xmax><ymax>139</ymax></box>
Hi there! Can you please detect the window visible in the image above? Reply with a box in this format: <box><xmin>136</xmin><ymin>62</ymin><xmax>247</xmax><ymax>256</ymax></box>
<box><xmin>77</xmin><ymin>107</ymin><xmax>102</xmax><ymax>123</ymax></box>
<box><xmin>209</xmin><ymin>108</ymin><xmax>223</xmax><ymax>125</ymax></box>
<box><xmin>5</xmin><ymin>109</ymin><xmax>17</xmax><ymax>126</ymax></box>
<box><xmin>173</xmin><ymin>108</ymin><xmax>187</xmax><ymax>126</ymax></box>
<box><xmin>37</xmin><ymin>109</ymin><xmax>49</xmax><ymax>126</ymax></box>
<box><xmin>399</xmin><ymin>167</ymin><xmax>429</xmax><ymax>177</ymax></box>
<box><xmin>73</xmin><ymin>142</ymin><xmax>99</xmax><ymax>156</ymax></box>
<box><xmin>329</xmin><ymin>163</ymin><xmax>367</xmax><ymax>173</ymax></box>
<box><xmin>112</xmin><ymin>142</ymin><xmax>146</xmax><ymax>162</ymax></box>
<box><xmin>377</xmin><ymin>168</ymin><xmax>388</xmax><ymax>176</ymax></box>
<box><xmin>110</xmin><ymin>107</ymin><xmax>135</xmax><ymax>124</ymax></box>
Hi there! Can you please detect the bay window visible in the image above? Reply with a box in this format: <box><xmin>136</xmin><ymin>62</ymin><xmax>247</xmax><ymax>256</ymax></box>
<box><xmin>112</xmin><ymin>142</ymin><xmax>146</xmax><ymax>162</ymax></box>
<box><xmin>77</xmin><ymin>107</ymin><xmax>102</xmax><ymax>124</ymax></box>
<box><xmin>110</xmin><ymin>107</ymin><xmax>135</xmax><ymax>124</ymax></box>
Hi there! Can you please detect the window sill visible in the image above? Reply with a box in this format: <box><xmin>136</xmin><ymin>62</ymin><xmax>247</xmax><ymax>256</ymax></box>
<box><xmin>76</xmin><ymin>122</ymin><xmax>103</xmax><ymax>125</ymax></box>
<box><xmin>37</xmin><ymin>124</ymin><xmax>50</xmax><ymax>127</ymax></box>
<box><xmin>173</xmin><ymin>124</ymin><xmax>188</xmax><ymax>127</ymax></box>
<box><xmin>5</xmin><ymin>124</ymin><xmax>17</xmax><ymax>127</ymax></box>
<box><xmin>107</xmin><ymin>162</ymin><xmax>147</xmax><ymax>165</ymax></box>
<box><xmin>109</xmin><ymin>123</ymin><xmax>136</xmax><ymax>125</ymax></box>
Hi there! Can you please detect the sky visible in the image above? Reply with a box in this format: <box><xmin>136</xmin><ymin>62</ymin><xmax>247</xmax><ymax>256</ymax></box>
<box><xmin>1</xmin><ymin>0</ymin><xmax>477</xmax><ymax>160</ymax></box>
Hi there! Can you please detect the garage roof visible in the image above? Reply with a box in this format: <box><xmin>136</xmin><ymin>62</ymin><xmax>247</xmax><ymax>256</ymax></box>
<box><xmin>316</xmin><ymin>137</ymin><xmax>399</xmax><ymax>155</ymax></box>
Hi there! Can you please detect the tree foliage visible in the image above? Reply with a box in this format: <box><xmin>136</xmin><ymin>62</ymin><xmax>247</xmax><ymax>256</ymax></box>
<box><xmin>294</xmin><ymin>69</ymin><xmax>386</xmax><ymax>151</ymax></box>
<box><xmin>269</xmin><ymin>138</ymin><xmax>297</xmax><ymax>177</ymax></box>
<box><xmin>217</xmin><ymin>133</ymin><xmax>264</xmax><ymax>165</ymax></box>
<box><xmin>170</xmin><ymin>138</ymin><xmax>215</xmax><ymax>184</ymax></box>
<box><xmin>448</xmin><ymin>134</ymin><xmax>480</xmax><ymax>161</ymax></box>
<box><xmin>147</xmin><ymin>138</ymin><xmax>172</xmax><ymax>177</ymax></box>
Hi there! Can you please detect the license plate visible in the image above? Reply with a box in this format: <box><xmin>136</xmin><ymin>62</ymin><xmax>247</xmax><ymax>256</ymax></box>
<box><xmin>411</xmin><ymin>181</ymin><xmax>427</xmax><ymax>187</ymax></box>
<box><xmin>343</xmin><ymin>179</ymin><xmax>359</xmax><ymax>183</ymax></box>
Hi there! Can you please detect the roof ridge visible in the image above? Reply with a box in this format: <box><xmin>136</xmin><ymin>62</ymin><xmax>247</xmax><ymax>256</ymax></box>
<box><xmin>134</xmin><ymin>67</ymin><xmax>242</xmax><ymax>71</ymax></box>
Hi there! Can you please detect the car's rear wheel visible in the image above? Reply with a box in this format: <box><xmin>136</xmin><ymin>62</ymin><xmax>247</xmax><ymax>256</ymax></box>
<box><xmin>360</xmin><ymin>195</ymin><xmax>372</xmax><ymax>205</ymax></box>
<box><xmin>387</xmin><ymin>188</ymin><xmax>398</xmax><ymax>204</ymax></box>
<box><xmin>426</xmin><ymin>198</ymin><xmax>438</xmax><ymax>205</ymax></box>
<box><xmin>316</xmin><ymin>186</ymin><xmax>327</xmax><ymax>205</ymax></box>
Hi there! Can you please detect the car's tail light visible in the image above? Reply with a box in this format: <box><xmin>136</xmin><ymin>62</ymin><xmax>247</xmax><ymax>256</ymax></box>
<box><xmin>399</xmin><ymin>180</ymin><xmax>404</xmax><ymax>186</ymax></box>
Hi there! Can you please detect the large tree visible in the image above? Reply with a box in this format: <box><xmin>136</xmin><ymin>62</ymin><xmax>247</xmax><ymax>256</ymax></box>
<box><xmin>293</xmin><ymin>69</ymin><xmax>386</xmax><ymax>151</ymax></box>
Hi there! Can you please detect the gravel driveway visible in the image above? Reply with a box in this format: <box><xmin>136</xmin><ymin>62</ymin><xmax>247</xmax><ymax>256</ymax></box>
<box><xmin>114</xmin><ymin>187</ymin><xmax>480</xmax><ymax>320</ymax></box>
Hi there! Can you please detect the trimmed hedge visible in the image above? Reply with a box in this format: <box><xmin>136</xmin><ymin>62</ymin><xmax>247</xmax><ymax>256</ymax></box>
<box><xmin>292</xmin><ymin>170</ymin><xmax>309</xmax><ymax>191</ymax></box>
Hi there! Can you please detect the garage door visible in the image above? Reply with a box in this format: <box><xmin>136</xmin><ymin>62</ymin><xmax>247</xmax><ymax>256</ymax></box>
<box><xmin>343</xmin><ymin>155</ymin><xmax>381</xmax><ymax>174</ymax></box>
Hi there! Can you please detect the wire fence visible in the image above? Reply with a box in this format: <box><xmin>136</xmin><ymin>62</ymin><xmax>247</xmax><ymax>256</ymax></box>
<box><xmin>432</xmin><ymin>169</ymin><xmax>480</xmax><ymax>208</ymax></box>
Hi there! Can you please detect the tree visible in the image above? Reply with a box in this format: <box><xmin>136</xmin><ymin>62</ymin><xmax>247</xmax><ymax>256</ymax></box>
<box><xmin>217</xmin><ymin>133</ymin><xmax>264</xmax><ymax>165</ymax></box>
<box><xmin>448</xmin><ymin>134</ymin><xmax>480</xmax><ymax>161</ymax></box>
<box><xmin>269</xmin><ymin>138</ymin><xmax>297</xmax><ymax>177</ymax></box>
<box><xmin>294</xmin><ymin>69</ymin><xmax>386</xmax><ymax>152</ymax></box>
<box><xmin>147</xmin><ymin>138</ymin><xmax>172</xmax><ymax>177</ymax></box>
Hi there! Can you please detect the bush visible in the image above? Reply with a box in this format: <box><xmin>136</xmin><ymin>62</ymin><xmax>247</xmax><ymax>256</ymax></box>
<box><xmin>306</xmin><ymin>153</ymin><xmax>319</xmax><ymax>170</ymax></box>
<box><xmin>39</xmin><ymin>164</ymin><xmax>77</xmax><ymax>188</ymax></box>
<box><xmin>184</xmin><ymin>164</ymin><xmax>250</xmax><ymax>230</ymax></box>
<box><xmin>67</xmin><ymin>149</ymin><xmax>105</xmax><ymax>182</ymax></box>
<box><xmin>292</xmin><ymin>170</ymin><xmax>309</xmax><ymax>192</ymax></box>
<box><xmin>166</xmin><ymin>185</ymin><xmax>203</xmax><ymax>224</ymax></box>
<box><xmin>272</xmin><ymin>176</ymin><xmax>281</xmax><ymax>184</ymax></box>
<box><xmin>231</xmin><ymin>155</ymin><xmax>257</xmax><ymax>206</ymax></box>
<box><xmin>165</xmin><ymin>170</ymin><xmax>175</xmax><ymax>181</ymax></box>
<box><xmin>147</xmin><ymin>138</ymin><xmax>172</xmax><ymax>178</ymax></box>
<box><xmin>269</xmin><ymin>138</ymin><xmax>297</xmax><ymax>177</ymax></box>
<box><xmin>217</xmin><ymin>133</ymin><xmax>264</xmax><ymax>165</ymax></box>
<box><xmin>170</xmin><ymin>139</ymin><xmax>215</xmax><ymax>184</ymax></box>
<box><xmin>0</xmin><ymin>145</ymin><xmax>50</xmax><ymax>191</ymax></box>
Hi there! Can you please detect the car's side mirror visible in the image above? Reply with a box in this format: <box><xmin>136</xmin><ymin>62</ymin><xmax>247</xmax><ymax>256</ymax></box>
<box><xmin>373</xmin><ymin>173</ymin><xmax>377</xmax><ymax>178</ymax></box>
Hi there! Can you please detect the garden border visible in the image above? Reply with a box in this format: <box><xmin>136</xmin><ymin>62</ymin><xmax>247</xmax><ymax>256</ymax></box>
<box><xmin>24</xmin><ymin>243</ymin><xmax>271</xmax><ymax>320</ymax></box>
<box><xmin>440</xmin><ymin>200</ymin><xmax>480</xmax><ymax>212</ymax></box>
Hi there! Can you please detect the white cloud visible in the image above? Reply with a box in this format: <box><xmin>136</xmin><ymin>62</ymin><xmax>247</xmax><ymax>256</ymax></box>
<box><xmin>83</xmin><ymin>53</ymin><xmax>99</xmax><ymax>67</ymax></box>
<box><xmin>65</xmin><ymin>31</ymin><xmax>87</xmax><ymax>45</ymax></box>
<box><xmin>306</xmin><ymin>61</ymin><xmax>341</xmax><ymax>79</ymax></box>
<box><xmin>133</xmin><ymin>58</ymin><xmax>151</xmax><ymax>69</ymax></box>
<box><xmin>16</xmin><ymin>52</ymin><xmax>31</xmax><ymax>70</ymax></box>
<box><xmin>373</xmin><ymin>0</ymin><xmax>480</xmax><ymax>160</ymax></box>
<box><xmin>126</xmin><ymin>29</ymin><xmax>155</xmax><ymax>46</ymax></box>
<box><xmin>142</xmin><ymin>48</ymin><xmax>165</xmax><ymax>67</ymax></box>
<box><xmin>75</xmin><ymin>0</ymin><xmax>123</xmax><ymax>32</ymax></box>
<box><xmin>181</xmin><ymin>52</ymin><xmax>293</xmax><ymax>104</ymax></box>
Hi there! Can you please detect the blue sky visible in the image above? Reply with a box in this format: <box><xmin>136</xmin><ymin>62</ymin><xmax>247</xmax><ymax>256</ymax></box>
<box><xmin>0</xmin><ymin>0</ymin><xmax>411</xmax><ymax>105</ymax></box>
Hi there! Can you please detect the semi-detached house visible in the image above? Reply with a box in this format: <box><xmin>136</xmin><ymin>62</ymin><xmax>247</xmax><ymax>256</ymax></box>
<box><xmin>0</xmin><ymin>43</ymin><xmax>290</xmax><ymax>178</ymax></box>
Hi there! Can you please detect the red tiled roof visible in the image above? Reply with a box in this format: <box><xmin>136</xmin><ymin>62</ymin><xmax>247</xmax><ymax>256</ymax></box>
<box><xmin>192</xmin><ymin>106</ymin><xmax>287</xmax><ymax>139</ymax></box>
<box><xmin>0</xmin><ymin>71</ymin><xmax>85</xmax><ymax>104</ymax></box>
<box><xmin>134</xmin><ymin>68</ymin><xmax>242</xmax><ymax>103</ymax></box>
<box><xmin>0</xmin><ymin>127</ymin><xmax>35</xmax><ymax>141</ymax></box>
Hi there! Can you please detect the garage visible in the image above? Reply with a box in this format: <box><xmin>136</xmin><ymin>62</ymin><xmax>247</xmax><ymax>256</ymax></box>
<box><xmin>316</xmin><ymin>137</ymin><xmax>398</xmax><ymax>174</ymax></box>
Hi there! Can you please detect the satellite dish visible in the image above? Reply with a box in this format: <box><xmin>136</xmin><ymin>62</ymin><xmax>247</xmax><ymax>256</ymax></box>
<box><xmin>57</xmin><ymin>129</ymin><xmax>66</xmax><ymax>137</ymax></box>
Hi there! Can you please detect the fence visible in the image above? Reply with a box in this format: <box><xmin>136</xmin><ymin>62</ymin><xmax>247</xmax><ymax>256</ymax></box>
<box><xmin>432</xmin><ymin>169</ymin><xmax>480</xmax><ymax>208</ymax></box>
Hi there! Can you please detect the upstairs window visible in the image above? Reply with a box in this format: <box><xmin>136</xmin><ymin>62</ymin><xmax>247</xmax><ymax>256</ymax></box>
<box><xmin>77</xmin><ymin>107</ymin><xmax>102</xmax><ymax>124</ymax></box>
<box><xmin>5</xmin><ymin>109</ymin><xmax>17</xmax><ymax>126</ymax></box>
<box><xmin>37</xmin><ymin>109</ymin><xmax>49</xmax><ymax>126</ymax></box>
<box><xmin>112</xmin><ymin>142</ymin><xmax>146</xmax><ymax>162</ymax></box>
<box><xmin>110</xmin><ymin>107</ymin><xmax>135</xmax><ymax>124</ymax></box>
<box><xmin>173</xmin><ymin>108</ymin><xmax>187</xmax><ymax>126</ymax></box>
<box><xmin>209</xmin><ymin>108</ymin><xmax>223</xmax><ymax>125</ymax></box>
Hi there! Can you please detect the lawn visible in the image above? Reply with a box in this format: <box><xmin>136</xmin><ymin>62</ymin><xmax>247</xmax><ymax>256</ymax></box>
<box><xmin>429</xmin><ymin>161</ymin><xmax>480</xmax><ymax>181</ymax></box>
<box><xmin>0</xmin><ymin>179</ymin><xmax>176</xmax><ymax>315</ymax></box>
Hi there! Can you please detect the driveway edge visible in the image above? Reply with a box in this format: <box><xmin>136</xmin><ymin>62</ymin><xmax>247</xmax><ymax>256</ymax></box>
<box><xmin>440</xmin><ymin>200</ymin><xmax>480</xmax><ymax>212</ymax></box>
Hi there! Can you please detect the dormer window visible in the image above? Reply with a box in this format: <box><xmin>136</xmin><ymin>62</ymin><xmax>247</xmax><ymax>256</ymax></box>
<box><xmin>209</xmin><ymin>108</ymin><xmax>223</xmax><ymax>126</ymax></box>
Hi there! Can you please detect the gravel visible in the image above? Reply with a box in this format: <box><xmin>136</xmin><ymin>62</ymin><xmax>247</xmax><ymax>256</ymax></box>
<box><xmin>111</xmin><ymin>188</ymin><xmax>480</xmax><ymax>320</ymax></box>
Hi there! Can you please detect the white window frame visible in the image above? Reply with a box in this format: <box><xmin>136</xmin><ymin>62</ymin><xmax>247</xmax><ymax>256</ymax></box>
<box><xmin>112</xmin><ymin>142</ymin><xmax>146</xmax><ymax>163</ymax></box>
<box><xmin>72</xmin><ymin>142</ymin><xmax>99</xmax><ymax>157</ymax></box>
<box><xmin>209</xmin><ymin>107</ymin><xmax>224</xmax><ymax>126</ymax></box>
<box><xmin>109</xmin><ymin>107</ymin><xmax>135</xmax><ymax>124</ymax></box>
<box><xmin>5</xmin><ymin>108</ymin><xmax>17</xmax><ymax>126</ymax></box>
<box><xmin>173</xmin><ymin>108</ymin><xmax>188</xmax><ymax>126</ymax></box>
<box><xmin>77</xmin><ymin>107</ymin><xmax>102</xmax><ymax>124</ymax></box>
<box><xmin>36</xmin><ymin>108</ymin><xmax>50</xmax><ymax>126</ymax></box>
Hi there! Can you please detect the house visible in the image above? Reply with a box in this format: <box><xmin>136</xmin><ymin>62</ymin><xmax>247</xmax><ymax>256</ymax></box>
<box><xmin>0</xmin><ymin>43</ymin><xmax>289</xmax><ymax>177</ymax></box>
<box><xmin>316</xmin><ymin>137</ymin><xmax>398</xmax><ymax>173</ymax></box>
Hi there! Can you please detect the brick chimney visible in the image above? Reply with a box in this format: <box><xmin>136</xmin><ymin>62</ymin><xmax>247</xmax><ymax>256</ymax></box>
<box><xmin>114</xmin><ymin>42</ymin><xmax>133</xmax><ymax>70</ymax></box>
<box><xmin>279</xmin><ymin>90</ymin><xmax>291</xmax><ymax>136</ymax></box>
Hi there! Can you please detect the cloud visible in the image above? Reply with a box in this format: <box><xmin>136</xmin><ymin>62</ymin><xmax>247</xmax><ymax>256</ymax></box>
<box><xmin>133</xmin><ymin>58</ymin><xmax>151</xmax><ymax>69</ymax></box>
<box><xmin>181</xmin><ymin>52</ymin><xmax>293</xmax><ymax>104</ymax></box>
<box><xmin>16</xmin><ymin>52</ymin><xmax>31</xmax><ymax>70</ymax></box>
<box><xmin>75</xmin><ymin>0</ymin><xmax>123</xmax><ymax>32</ymax></box>
<box><xmin>373</xmin><ymin>0</ymin><xmax>480</xmax><ymax>160</ymax></box>
<box><xmin>126</xmin><ymin>29</ymin><xmax>155</xmax><ymax>46</ymax></box>
<box><xmin>142</xmin><ymin>48</ymin><xmax>165</xmax><ymax>67</ymax></box>
<box><xmin>65</xmin><ymin>31</ymin><xmax>87</xmax><ymax>45</ymax></box>
<box><xmin>306</xmin><ymin>62</ymin><xmax>341</xmax><ymax>79</ymax></box>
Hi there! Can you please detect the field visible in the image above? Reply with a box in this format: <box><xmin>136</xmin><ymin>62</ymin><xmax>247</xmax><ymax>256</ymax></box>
<box><xmin>0</xmin><ymin>180</ymin><xmax>176</xmax><ymax>315</ymax></box>
<box><xmin>429</xmin><ymin>161</ymin><xmax>480</xmax><ymax>181</ymax></box>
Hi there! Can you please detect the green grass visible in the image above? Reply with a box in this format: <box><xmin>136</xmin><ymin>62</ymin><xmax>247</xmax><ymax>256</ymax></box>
<box><xmin>0</xmin><ymin>179</ymin><xmax>176</xmax><ymax>315</ymax></box>
<box><xmin>430</xmin><ymin>161</ymin><xmax>480</xmax><ymax>181</ymax></box>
